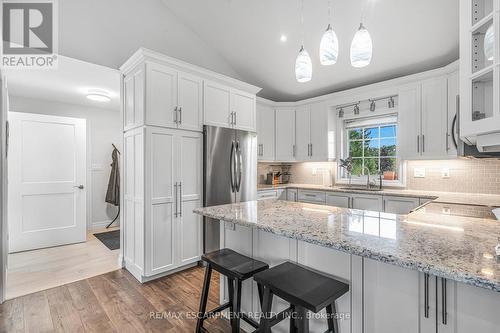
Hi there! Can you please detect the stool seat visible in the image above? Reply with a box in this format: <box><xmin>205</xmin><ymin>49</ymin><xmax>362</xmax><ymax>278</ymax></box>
<box><xmin>254</xmin><ymin>261</ymin><xmax>349</xmax><ymax>313</ymax></box>
<box><xmin>202</xmin><ymin>248</ymin><xmax>269</xmax><ymax>280</ymax></box>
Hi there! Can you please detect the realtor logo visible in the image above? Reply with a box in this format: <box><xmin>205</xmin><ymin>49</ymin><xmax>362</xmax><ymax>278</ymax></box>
<box><xmin>2</xmin><ymin>0</ymin><xmax>58</xmax><ymax>68</ymax></box>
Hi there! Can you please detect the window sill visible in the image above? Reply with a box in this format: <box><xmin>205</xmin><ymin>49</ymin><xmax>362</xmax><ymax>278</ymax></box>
<box><xmin>336</xmin><ymin>178</ymin><xmax>405</xmax><ymax>188</ymax></box>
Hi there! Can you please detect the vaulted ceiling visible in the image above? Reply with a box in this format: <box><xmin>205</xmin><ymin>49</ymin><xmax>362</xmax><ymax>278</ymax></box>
<box><xmin>57</xmin><ymin>0</ymin><xmax>459</xmax><ymax>102</ymax></box>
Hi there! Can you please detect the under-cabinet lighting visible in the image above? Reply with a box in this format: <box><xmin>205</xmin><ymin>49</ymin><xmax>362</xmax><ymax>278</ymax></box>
<box><xmin>302</xmin><ymin>207</ymin><xmax>332</xmax><ymax>214</ymax></box>
<box><xmin>403</xmin><ymin>220</ymin><xmax>464</xmax><ymax>232</ymax></box>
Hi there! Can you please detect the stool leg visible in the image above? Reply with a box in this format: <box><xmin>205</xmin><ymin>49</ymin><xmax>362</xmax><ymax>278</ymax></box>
<box><xmin>258</xmin><ymin>286</ymin><xmax>274</xmax><ymax>333</ymax></box>
<box><xmin>295</xmin><ymin>306</ymin><xmax>309</xmax><ymax>333</ymax></box>
<box><xmin>289</xmin><ymin>305</ymin><xmax>297</xmax><ymax>333</ymax></box>
<box><xmin>195</xmin><ymin>264</ymin><xmax>212</xmax><ymax>333</ymax></box>
<box><xmin>232</xmin><ymin>279</ymin><xmax>242</xmax><ymax>333</ymax></box>
<box><xmin>257</xmin><ymin>283</ymin><xmax>264</xmax><ymax>310</ymax></box>
<box><xmin>326</xmin><ymin>302</ymin><xmax>338</xmax><ymax>333</ymax></box>
<box><xmin>227</xmin><ymin>278</ymin><xmax>235</xmax><ymax>329</ymax></box>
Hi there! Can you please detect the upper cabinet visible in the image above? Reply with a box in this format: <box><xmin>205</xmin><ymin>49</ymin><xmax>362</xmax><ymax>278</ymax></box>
<box><xmin>204</xmin><ymin>80</ymin><xmax>257</xmax><ymax>132</ymax></box>
<box><xmin>121</xmin><ymin>49</ymin><xmax>260</xmax><ymax>133</ymax></box>
<box><xmin>256</xmin><ymin>103</ymin><xmax>275</xmax><ymax>161</ymax></box>
<box><xmin>460</xmin><ymin>0</ymin><xmax>500</xmax><ymax>150</ymax></box>
<box><xmin>399</xmin><ymin>76</ymin><xmax>452</xmax><ymax>160</ymax></box>
<box><xmin>275</xmin><ymin>108</ymin><xmax>296</xmax><ymax>161</ymax></box>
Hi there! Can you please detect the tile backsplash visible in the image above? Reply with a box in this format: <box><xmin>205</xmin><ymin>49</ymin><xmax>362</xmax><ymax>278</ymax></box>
<box><xmin>258</xmin><ymin>158</ymin><xmax>500</xmax><ymax>194</ymax></box>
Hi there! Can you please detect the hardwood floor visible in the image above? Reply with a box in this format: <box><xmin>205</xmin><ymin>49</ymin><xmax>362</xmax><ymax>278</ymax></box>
<box><xmin>0</xmin><ymin>265</ymin><xmax>233</xmax><ymax>333</ymax></box>
<box><xmin>6</xmin><ymin>228</ymin><xmax>121</xmax><ymax>300</ymax></box>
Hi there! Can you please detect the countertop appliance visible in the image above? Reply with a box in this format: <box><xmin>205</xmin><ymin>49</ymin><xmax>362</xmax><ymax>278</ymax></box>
<box><xmin>203</xmin><ymin>125</ymin><xmax>257</xmax><ymax>253</ymax></box>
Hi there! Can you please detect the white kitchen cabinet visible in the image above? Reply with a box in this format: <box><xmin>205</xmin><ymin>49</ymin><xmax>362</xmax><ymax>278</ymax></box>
<box><xmin>297</xmin><ymin>241</ymin><xmax>353</xmax><ymax>333</ymax></box>
<box><xmin>398</xmin><ymin>77</ymin><xmax>451</xmax><ymax>160</ymax></box>
<box><xmin>286</xmin><ymin>188</ymin><xmax>298</xmax><ymax>201</ymax></box>
<box><xmin>275</xmin><ymin>108</ymin><xmax>296</xmax><ymax>161</ymax></box>
<box><xmin>298</xmin><ymin>189</ymin><xmax>326</xmax><ymax>204</ymax></box>
<box><xmin>363</xmin><ymin>259</ymin><xmax>420</xmax><ymax>333</ymax></box>
<box><xmin>446</xmin><ymin>71</ymin><xmax>459</xmax><ymax>156</ymax></box>
<box><xmin>256</xmin><ymin>103</ymin><xmax>275</xmax><ymax>161</ymax></box>
<box><xmin>456</xmin><ymin>281</ymin><xmax>500</xmax><ymax>333</ymax></box>
<box><xmin>326</xmin><ymin>192</ymin><xmax>351</xmax><ymax>208</ymax></box>
<box><xmin>295</xmin><ymin>106</ymin><xmax>311</xmax><ymax>161</ymax></box>
<box><xmin>123</xmin><ymin>62</ymin><xmax>203</xmax><ymax>132</ymax></box>
<box><xmin>351</xmin><ymin>193</ymin><xmax>382</xmax><ymax>211</ymax></box>
<box><xmin>204</xmin><ymin>80</ymin><xmax>232</xmax><ymax>128</ymax></box>
<box><xmin>204</xmin><ymin>81</ymin><xmax>256</xmax><ymax>131</ymax></box>
<box><xmin>257</xmin><ymin>189</ymin><xmax>279</xmax><ymax>200</ymax></box>
<box><xmin>123</xmin><ymin>127</ymin><xmax>202</xmax><ymax>281</ymax></box>
<box><xmin>383</xmin><ymin>196</ymin><xmax>420</xmax><ymax>214</ymax></box>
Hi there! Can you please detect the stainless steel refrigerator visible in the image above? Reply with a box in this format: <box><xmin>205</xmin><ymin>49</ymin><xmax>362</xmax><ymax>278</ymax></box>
<box><xmin>203</xmin><ymin>125</ymin><xmax>257</xmax><ymax>253</ymax></box>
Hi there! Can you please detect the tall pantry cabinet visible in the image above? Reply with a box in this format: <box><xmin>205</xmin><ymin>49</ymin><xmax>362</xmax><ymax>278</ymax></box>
<box><xmin>121</xmin><ymin>50</ymin><xmax>203</xmax><ymax>282</ymax></box>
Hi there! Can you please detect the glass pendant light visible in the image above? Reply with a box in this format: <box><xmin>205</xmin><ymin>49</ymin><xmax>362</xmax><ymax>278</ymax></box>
<box><xmin>295</xmin><ymin>0</ymin><xmax>312</xmax><ymax>82</ymax></box>
<box><xmin>319</xmin><ymin>0</ymin><xmax>338</xmax><ymax>65</ymax></box>
<box><xmin>484</xmin><ymin>23</ymin><xmax>494</xmax><ymax>61</ymax></box>
<box><xmin>296</xmin><ymin>46</ymin><xmax>312</xmax><ymax>82</ymax></box>
<box><xmin>350</xmin><ymin>23</ymin><xmax>372</xmax><ymax>68</ymax></box>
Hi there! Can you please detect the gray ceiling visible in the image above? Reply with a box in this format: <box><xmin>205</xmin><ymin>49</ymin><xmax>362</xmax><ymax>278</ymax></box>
<box><xmin>57</xmin><ymin>0</ymin><xmax>459</xmax><ymax>102</ymax></box>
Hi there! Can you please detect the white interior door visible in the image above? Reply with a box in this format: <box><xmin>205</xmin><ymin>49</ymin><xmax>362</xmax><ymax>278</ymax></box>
<box><xmin>8</xmin><ymin>112</ymin><xmax>86</xmax><ymax>253</ymax></box>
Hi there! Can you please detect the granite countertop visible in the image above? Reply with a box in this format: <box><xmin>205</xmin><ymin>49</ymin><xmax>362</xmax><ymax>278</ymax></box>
<box><xmin>194</xmin><ymin>200</ymin><xmax>500</xmax><ymax>292</ymax></box>
<box><xmin>257</xmin><ymin>183</ymin><xmax>500</xmax><ymax>207</ymax></box>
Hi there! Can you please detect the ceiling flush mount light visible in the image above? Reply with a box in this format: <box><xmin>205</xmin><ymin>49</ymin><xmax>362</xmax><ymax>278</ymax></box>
<box><xmin>319</xmin><ymin>0</ymin><xmax>338</xmax><ymax>65</ymax></box>
<box><xmin>296</xmin><ymin>45</ymin><xmax>312</xmax><ymax>82</ymax></box>
<box><xmin>86</xmin><ymin>89</ymin><xmax>111</xmax><ymax>102</ymax></box>
<box><xmin>350</xmin><ymin>23</ymin><xmax>372</xmax><ymax>68</ymax></box>
<box><xmin>484</xmin><ymin>24</ymin><xmax>494</xmax><ymax>61</ymax></box>
<box><xmin>295</xmin><ymin>0</ymin><xmax>311</xmax><ymax>82</ymax></box>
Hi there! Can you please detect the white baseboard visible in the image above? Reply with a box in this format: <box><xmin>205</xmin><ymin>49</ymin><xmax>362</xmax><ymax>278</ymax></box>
<box><xmin>89</xmin><ymin>220</ymin><xmax>120</xmax><ymax>230</ymax></box>
<box><xmin>125</xmin><ymin>261</ymin><xmax>199</xmax><ymax>283</ymax></box>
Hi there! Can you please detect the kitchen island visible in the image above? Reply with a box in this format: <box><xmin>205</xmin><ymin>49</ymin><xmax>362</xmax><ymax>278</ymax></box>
<box><xmin>194</xmin><ymin>199</ymin><xmax>500</xmax><ymax>333</ymax></box>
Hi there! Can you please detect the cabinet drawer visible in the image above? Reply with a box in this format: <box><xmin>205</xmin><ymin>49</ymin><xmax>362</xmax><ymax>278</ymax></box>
<box><xmin>298</xmin><ymin>190</ymin><xmax>326</xmax><ymax>204</ymax></box>
<box><xmin>326</xmin><ymin>193</ymin><xmax>350</xmax><ymax>208</ymax></box>
<box><xmin>257</xmin><ymin>190</ymin><xmax>278</xmax><ymax>200</ymax></box>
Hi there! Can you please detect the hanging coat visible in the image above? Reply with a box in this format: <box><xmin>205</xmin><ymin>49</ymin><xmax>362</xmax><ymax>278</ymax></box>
<box><xmin>105</xmin><ymin>148</ymin><xmax>120</xmax><ymax>206</ymax></box>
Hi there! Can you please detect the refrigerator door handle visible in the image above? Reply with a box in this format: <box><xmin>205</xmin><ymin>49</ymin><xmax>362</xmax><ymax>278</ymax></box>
<box><xmin>236</xmin><ymin>141</ymin><xmax>243</xmax><ymax>192</ymax></box>
<box><xmin>230</xmin><ymin>141</ymin><xmax>236</xmax><ymax>192</ymax></box>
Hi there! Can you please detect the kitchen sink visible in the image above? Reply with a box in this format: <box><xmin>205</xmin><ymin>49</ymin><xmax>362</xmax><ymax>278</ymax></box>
<box><xmin>338</xmin><ymin>187</ymin><xmax>382</xmax><ymax>192</ymax></box>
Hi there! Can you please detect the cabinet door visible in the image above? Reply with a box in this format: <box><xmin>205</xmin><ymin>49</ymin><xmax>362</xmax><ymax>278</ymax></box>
<box><xmin>146</xmin><ymin>128</ymin><xmax>176</xmax><ymax>276</ymax></box>
<box><xmin>446</xmin><ymin>71</ymin><xmax>459</xmax><ymax>157</ymax></box>
<box><xmin>275</xmin><ymin>109</ymin><xmax>296</xmax><ymax>161</ymax></box>
<box><xmin>437</xmin><ymin>278</ymin><xmax>456</xmax><ymax>333</ymax></box>
<box><xmin>177</xmin><ymin>72</ymin><xmax>202</xmax><ymax>132</ymax></box>
<box><xmin>298</xmin><ymin>241</ymin><xmax>352</xmax><ymax>333</ymax></box>
<box><xmin>351</xmin><ymin>194</ymin><xmax>382</xmax><ymax>211</ymax></box>
<box><xmin>256</xmin><ymin>104</ymin><xmax>275</xmax><ymax>161</ymax></box>
<box><xmin>295</xmin><ymin>106</ymin><xmax>310</xmax><ymax>161</ymax></box>
<box><xmin>257</xmin><ymin>190</ymin><xmax>277</xmax><ymax>200</ymax></box>
<box><xmin>421</xmin><ymin>77</ymin><xmax>448</xmax><ymax>159</ymax></box>
<box><xmin>363</xmin><ymin>259</ymin><xmax>420</xmax><ymax>333</ymax></box>
<box><xmin>383</xmin><ymin>196</ymin><xmax>419</xmax><ymax>214</ymax></box>
<box><xmin>286</xmin><ymin>189</ymin><xmax>298</xmax><ymax>201</ymax></box>
<box><xmin>310</xmin><ymin>102</ymin><xmax>329</xmax><ymax>161</ymax></box>
<box><xmin>146</xmin><ymin>63</ymin><xmax>178</xmax><ymax>128</ymax></box>
<box><xmin>204</xmin><ymin>80</ymin><xmax>231</xmax><ymax>128</ymax></box>
<box><xmin>456</xmin><ymin>282</ymin><xmax>500</xmax><ymax>333</ymax></box>
<box><xmin>176</xmin><ymin>131</ymin><xmax>202</xmax><ymax>265</ymax></box>
<box><xmin>124</xmin><ymin>66</ymin><xmax>145</xmax><ymax>130</ymax></box>
<box><xmin>326</xmin><ymin>193</ymin><xmax>351</xmax><ymax>208</ymax></box>
<box><xmin>398</xmin><ymin>84</ymin><xmax>421</xmax><ymax>160</ymax></box>
<box><xmin>231</xmin><ymin>89</ymin><xmax>256</xmax><ymax>132</ymax></box>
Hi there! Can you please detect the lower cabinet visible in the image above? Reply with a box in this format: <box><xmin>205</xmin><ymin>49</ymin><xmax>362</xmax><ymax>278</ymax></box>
<box><xmin>455</xmin><ymin>282</ymin><xmax>500</xmax><ymax>333</ymax></box>
<box><xmin>257</xmin><ymin>189</ymin><xmax>287</xmax><ymax>200</ymax></box>
<box><xmin>286</xmin><ymin>188</ymin><xmax>298</xmax><ymax>201</ymax></box>
<box><xmin>297</xmin><ymin>189</ymin><xmax>326</xmax><ymax>204</ymax></box>
<box><xmin>383</xmin><ymin>196</ymin><xmax>420</xmax><ymax>214</ymax></box>
<box><xmin>351</xmin><ymin>194</ymin><xmax>383</xmax><ymax>211</ymax></box>
<box><xmin>326</xmin><ymin>193</ymin><xmax>351</xmax><ymax>208</ymax></box>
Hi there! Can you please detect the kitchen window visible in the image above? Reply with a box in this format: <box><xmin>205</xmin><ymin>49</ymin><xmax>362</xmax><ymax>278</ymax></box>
<box><xmin>341</xmin><ymin>115</ymin><xmax>400</xmax><ymax>183</ymax></box>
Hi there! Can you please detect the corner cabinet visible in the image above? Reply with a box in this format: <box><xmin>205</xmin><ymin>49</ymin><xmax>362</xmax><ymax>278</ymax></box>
<box><xmin>204</xmin><ymin>80</ymin><xmax>256</xmax><ymax>132</ymax></box>
<box><xmin>459</xmin><ymin>0</ymin><xmax>500</xmax><ymax>149</ymax></box>
<box><xmin>256</xmin><ymin>103</ymin><xmax>275</xmax><ymax>161</ymax></box>
<box><xmin>123</xmin><ymin>127</ymin><xmax>202</xmax><ymax>281</ymax></box>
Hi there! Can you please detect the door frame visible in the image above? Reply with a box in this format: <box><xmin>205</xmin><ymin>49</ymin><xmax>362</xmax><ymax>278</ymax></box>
<box><xmin>0</xmin><ymin>71</ymin><xmax>8</xmax><ymax>303</ymax></box>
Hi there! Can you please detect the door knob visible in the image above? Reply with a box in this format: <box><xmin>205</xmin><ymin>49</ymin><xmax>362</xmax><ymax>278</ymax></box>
<box><xmin>74</xmin><ymin>185</ymin><xmax>84</xmax><ymax>189</ymax></box>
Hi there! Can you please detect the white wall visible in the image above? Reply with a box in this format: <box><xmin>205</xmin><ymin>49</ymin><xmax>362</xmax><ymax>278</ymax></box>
<box><xmin>8</xmin><ymin>96</ymin><xmax>121</xmax><ymax>230</ymax></box>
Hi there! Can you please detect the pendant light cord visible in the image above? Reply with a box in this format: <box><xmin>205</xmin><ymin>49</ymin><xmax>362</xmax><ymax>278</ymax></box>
<box><xmin>300</xmin><ymin>0</ymin><xmax>304</xmax><ymax>46</ymax></box>
<box><xmin>328</xmin><ymin>0</ymin><xmax>332</xmax><ymax>24</ymax></box>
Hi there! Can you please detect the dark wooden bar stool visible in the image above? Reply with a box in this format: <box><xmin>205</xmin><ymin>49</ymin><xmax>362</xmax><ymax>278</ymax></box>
<box><xmin>253</xmin><ymin>261</ymin><xmax>349</xmax><ymax>333</ymax></box>
<box><xmin>195</xmin><ymin>248</ymin><xmax>269</xmax><ymax>333</ymax></box>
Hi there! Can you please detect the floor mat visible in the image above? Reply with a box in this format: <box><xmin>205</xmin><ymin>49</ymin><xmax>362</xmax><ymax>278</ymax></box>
<box><xmin>94</xmin><ymin>230</ymin><xmax>120</xmax><ymax>250</ymax></box>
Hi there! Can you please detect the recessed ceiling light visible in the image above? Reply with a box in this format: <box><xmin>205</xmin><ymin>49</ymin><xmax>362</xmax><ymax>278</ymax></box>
<box><xmin>280</xmin><ymin>34</ymin><xmax>287</xmax><ymax>43</ymax></box>
<box><xmin>86</xmin><ymin>89</ymin><xmax>111</xmax><ymax>102</ymax></box>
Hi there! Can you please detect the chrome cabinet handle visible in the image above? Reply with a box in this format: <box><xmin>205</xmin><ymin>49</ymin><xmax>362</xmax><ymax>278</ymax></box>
<box><xmin>174</xmin><ymin>106</ymin><xmax>178</xmax><ymax>124</ymax></box>
<box><xmin>233</xmin><ymin>111</ymin><xmax>237</xmax><ymax>126</ymax></box>
<box><xmin>179</xmin><ymin>182</ymin><xmax>182</xmax><ymax>217</ymax></box>
<box><xmin>441</xmin><ymin>278</ymin><xmax>447</xmax><ymax>325</ymax></box>
<box><xmin>417</xmin><ymin>135</ymin><xmax>420</xmax><ymax>153</ymax></box>
<box><xmin>424</xmin><ymin>273</ymin><xmax>430</xmax><ymax>318</ymax></box>
<box><xmin>179</xmin><ymin>107</ymin><xmax>182</xmax><ymax>124</ymax></box>
<box><xmin>261</xmin><ymin>144</ymin><xmax>264</xmax><ymax>156</ymax></box>
<box><xmin>73</xmin><ymin>185</ymin><xmax>84</xmax><ymax>189</ymax></box>
<box><xmin>292</xmin><ymin>144</ymin><xmax>296</xmax><ymax>158</ymax></box>
<box><xmin>310</xmin><ymin>143</ymin><xmax>312</xmax><ymax>157</ymax></box>
<box><xmin>174</xmin><ymin>182</ymin><xmax>178</xmax><ymax>217</ymax></box>
<box><xmin>422</xmin><ymin>134</ymin><xmax>425</xmax><ymax>153</ymax></box>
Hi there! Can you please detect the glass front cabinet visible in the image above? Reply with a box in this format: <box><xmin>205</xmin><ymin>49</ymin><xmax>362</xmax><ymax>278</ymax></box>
<box><xmin>460</xmin><ymin>0</ymin><xmax>500</xmax><ymax>142</ymax></box>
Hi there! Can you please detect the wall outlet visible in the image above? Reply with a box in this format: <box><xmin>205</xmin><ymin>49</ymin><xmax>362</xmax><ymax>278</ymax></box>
<box><xmin>414</xmin><ymin>167</ymin><xmax>426</xmax><ymax>178</ymax></box>
<box><xmin>441</xmin><ymin>168</ymin><xmax>450</xmax><ymax>178</ymax></box>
